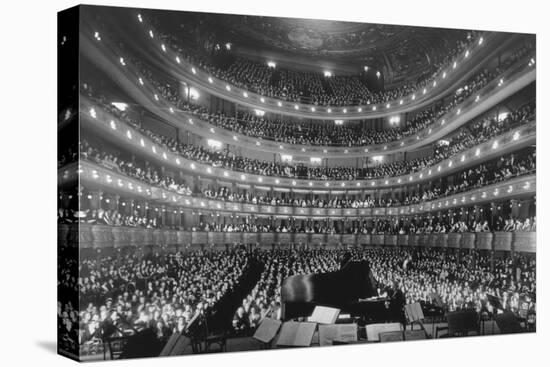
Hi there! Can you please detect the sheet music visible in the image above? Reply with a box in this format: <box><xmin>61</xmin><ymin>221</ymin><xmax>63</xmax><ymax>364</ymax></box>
<box><xmin>276</xmin><ymin>322</ymin><xmax>317</xmax><ymax>347</ymax></box>
<box><xmin>318</xmin><ymin>324</ymin><xmax>358</xmax><ymax>346</ymax></box>
<box><xmin>308</xmin><ymin>306</ymin><xmax>340</xmax><ymax>324</ymax></box>
<box><xmin>253</xmin><ymin>317</ymin><xmax>282</xmax><ymax>343</ymax></box>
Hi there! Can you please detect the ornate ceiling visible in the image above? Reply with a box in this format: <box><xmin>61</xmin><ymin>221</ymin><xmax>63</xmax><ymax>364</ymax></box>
<box><xmin>145</xmin><ymin>9</ymin><xmax>475</xmax><ymax>79</ymax></box>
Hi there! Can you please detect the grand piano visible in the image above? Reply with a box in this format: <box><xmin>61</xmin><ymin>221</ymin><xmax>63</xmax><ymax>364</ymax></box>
<box><xmin>281</xmin><ymin>259</ymin><xmax>405</xmax><ymax>324</ymax></box>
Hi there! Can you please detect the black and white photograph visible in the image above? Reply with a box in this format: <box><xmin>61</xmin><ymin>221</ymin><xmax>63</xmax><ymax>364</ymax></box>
<box><xmin>51</xmin><ymin>1</ymin><xmax>542</xmax><ymax>365</ymax></box>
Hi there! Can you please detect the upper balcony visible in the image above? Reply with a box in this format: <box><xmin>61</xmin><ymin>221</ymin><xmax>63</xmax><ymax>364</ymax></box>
<box><xmin>81</xmin><ymin>29</ymin><xmax>535</xmax><ymax>158</ymax></box>
<box><xmin>121</xmin><ymin>13</ymin><xmax>515</xmax><ymax>120</ymax></box>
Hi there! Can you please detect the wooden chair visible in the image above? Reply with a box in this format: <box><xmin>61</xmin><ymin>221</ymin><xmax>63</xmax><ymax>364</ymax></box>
<box><xmin>195</xmin><ymin>314</ymin><xmax>227</xmax><ymax>353</ymax></box>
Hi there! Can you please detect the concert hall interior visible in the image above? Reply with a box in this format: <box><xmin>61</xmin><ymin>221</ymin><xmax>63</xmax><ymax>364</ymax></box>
<box><xmin>57</xmin><ymin>5</ymin><xmax>536</xmax><ymax>361</ymax></box>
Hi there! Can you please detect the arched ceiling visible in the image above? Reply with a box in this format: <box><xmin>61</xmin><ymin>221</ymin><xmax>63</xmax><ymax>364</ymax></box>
<box><xmin>144</xmin><ymin>9</ymin><xmax>476</xmax><ymax>80</ymax></box>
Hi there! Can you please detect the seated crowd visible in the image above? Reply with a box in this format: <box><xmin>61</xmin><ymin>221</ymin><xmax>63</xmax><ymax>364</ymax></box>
<box><xmin>233</xmin><ymin>247</ymin><xmax>535</xmax><ymax>334</ymax></box>
<box><xmin>195</xmin><ymin>214</ymin><xmax>535</xmax><ymax>235</ymax></box>
<box><xmin>81</xmin><ymin>87</ymin><xmax>534</xmax><ymax>182</ymax></box>
<box><xmin>77</xmin><ymin>127</ymin><xmax>536</xmax><ymax>211</ymax></box>
<box><xmin>78</xmin><ymin>249</ymin><xmax>250</xmax><ymax>344</ymax></box>
<box><xmin>111</xmin><ymin>42</ymin><xmax>532</xmax><ymax>148</ymax></box>
<box><xmin>70</xmin><ymin>245</ymin><xmax>536</xmax><ymax>345</ymax></box>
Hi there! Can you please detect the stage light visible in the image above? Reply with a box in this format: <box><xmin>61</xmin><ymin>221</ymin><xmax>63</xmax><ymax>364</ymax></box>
<box><xmin>189</xmin><ymin>87</ymin><xmax>200</xmax><ymax>100</ymax></box>
<box><xmin>310</xmin><ymin>157</ymin><xmax>321</xmax><ymax>164</ymax></box>
<box><xmin>207</xmin><ymin>139</ymin><xmax>222</xmax><ymax>150</ymax></box>
<box><xmin>281</xmin><ymin>154</ymin><xmax>293</xmax><ymax>163</ymax></box>
<box><xmin>389</xmin><ymin>116</ymin><xmax>400</xmax><ymax>125</ymax></box>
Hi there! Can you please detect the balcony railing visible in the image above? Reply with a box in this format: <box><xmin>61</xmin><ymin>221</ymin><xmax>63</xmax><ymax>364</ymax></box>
<box><xmin>59</xmin><ymin>223</ymin><xmax>535</xmax><ymax>253</ymax></box>
<box><xmin>80</xmin><ymin>99</ymin><xmax>536</xmax><ymax>190</ymax></box>
<box><xmin>69</xmin><ymin>160</ymin><xmax>536</xmax><ymax>218</ymax></box>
